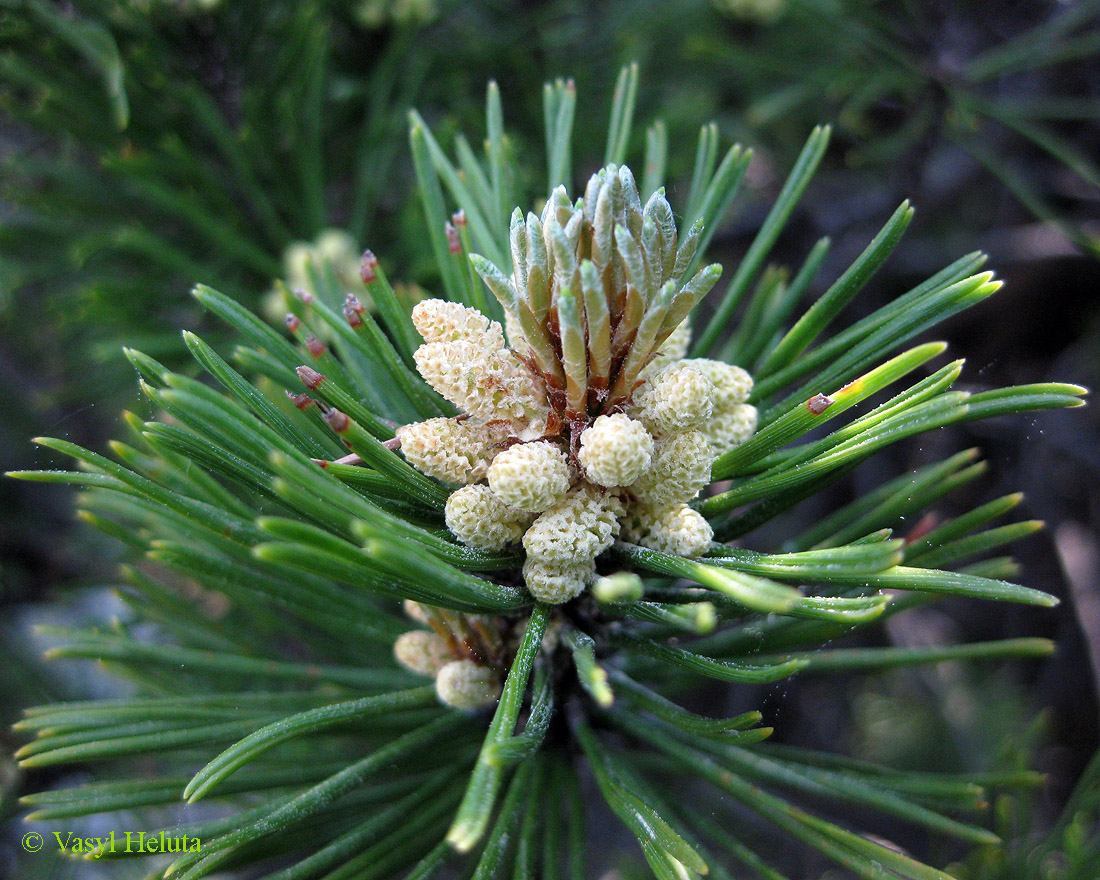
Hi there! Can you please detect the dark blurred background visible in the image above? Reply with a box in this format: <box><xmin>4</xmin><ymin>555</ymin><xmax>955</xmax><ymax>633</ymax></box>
<box><xmin>1</xmin><ymin>1</ymin><xmax>1098</xmax><ymax>877</ymax></box>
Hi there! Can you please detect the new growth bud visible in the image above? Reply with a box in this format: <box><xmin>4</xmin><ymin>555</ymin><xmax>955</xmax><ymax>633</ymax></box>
<box><xmin>522</xmin><ymin>558</ymin><xmax>593</xmax><ymax>604</ymax></box>
<box><xmin>445</xmin><ymin>484</ymin><xmax>533</xmax><ymax>551</ymax></box>
<box><xmin>578</xmin><ymin>414</ymin><xmax>654</xmax><ymax>488</ymax></box>
<box><xmin>522</xmin><ymin>486</ymin><xmax>624</xmax><ymax>568</ymax></box>
<box><xmin>632</xmin><ymin>363</ymin><xmax>714</xmax><ymax>434</ymax></box>
<box><xmin>397</xmin><ymin>418</ymin><xmax>508</xmax><ymax>485</ymax></box>
<box><xmin>394</xmin><ymin>165</ymin><xmax>761</xmax><ymax>605</ymax></box>
<box><xmin>622</xmin><ymin>502</ymin><xmax>713</xmax><ymax>557</ymax></box>
<box><xmin>487</xmin><ymin>441</ymin><xmax>570</xmax><ymax>512</ymax></box>
<box><xmin>631</xmin><ymin>431</ymin><xmax>713</xmax><ymax>505</ymax></box>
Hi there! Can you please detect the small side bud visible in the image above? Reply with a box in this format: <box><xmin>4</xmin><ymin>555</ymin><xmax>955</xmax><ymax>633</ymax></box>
<box><xmin>305</xmin><ymin>334</ymin><xmax>326</xmax><ymax>358</ymax></box>
<box><xmin>452</xmin><ymin>209</ymin><xmax>467</xmax><ymax>228</ymax></box>
<box><xmin>293</xmin><ymin>286</ymin><xmax>314</xmax><ymax>305</ymax></box>
<box><xmin>692</xmin><ymin>602</ymin><xmax>717</xmax><ymax>634</ymax></box>
<box><xmin>592</xmin><ymin>572</ymin><xmax>645</xmax><ymax>604</ymax></box>
<box><xmin>285</xmin><ymin>313</ymin><xmax>301</xmax><ymax>333</ymax></box>
<box><xmin>701</xmin><ymin>403</ymin><xmax>758</xmax><ymax>454</ymax></box>
<box><xmin>681</xmin><ymin>359</ymin><xmax>753</xmax><ymax>408</ymax></box>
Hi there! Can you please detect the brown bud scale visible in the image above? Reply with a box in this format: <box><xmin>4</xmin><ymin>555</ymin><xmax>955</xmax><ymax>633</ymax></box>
<box><xmin>344</xmin><ymin>306</ymin><xmax>363</xmax><ymax>328</ymax></box>
<box><xmin>359</xmin><ymin>250</ymin><xmax>379</xmax><ymax>284</ymax></box>
<box><xmin>323</xmin><ymin>408</ymin><xmax>350</xmax><ymax>433</ymax></box>
<box><xmin>296</xmin><ymin>365</ymin><xmax>326</xmax><ymax>390</ymax></box>
<box><xmin>445</xmin><ymin>222</ymin><xmax>461</xmax><ymax>254</ymax></box>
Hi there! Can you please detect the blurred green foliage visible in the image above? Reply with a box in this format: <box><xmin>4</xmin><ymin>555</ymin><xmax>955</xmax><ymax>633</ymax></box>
<box><xmin>2</xmin><ymin>0</ymin><xmax>1097</xmax><ymax>405</ymax></box>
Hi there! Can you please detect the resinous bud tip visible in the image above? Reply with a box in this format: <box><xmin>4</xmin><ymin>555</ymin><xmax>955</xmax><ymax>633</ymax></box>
<box><xmin>445</xmin><ymin>222</ymin><xmax>461</xmax><ymax>254</ymax></box>
<box><xmin>296</xmin><ymin>365</ymin><xmax>325</xmax><ymax>390</ymax></box>
<box><xmin>343</xmin><ymin>298</ymin><xmax>364</xmax><ymax>327</ymax></box>
<box><xmin>322</xmin><ymin>408</ymin><xmax>350</xmax><ymax>433</ymax></box>
<box><xmin>359</xmin><ymin>250</ymin><xmax>379</xmax><ymax>283</ymax></box>
<box><xmin>285</xmin><ymin>391</ymin><xmax>314</xmax><ymax>410</ymax></box>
